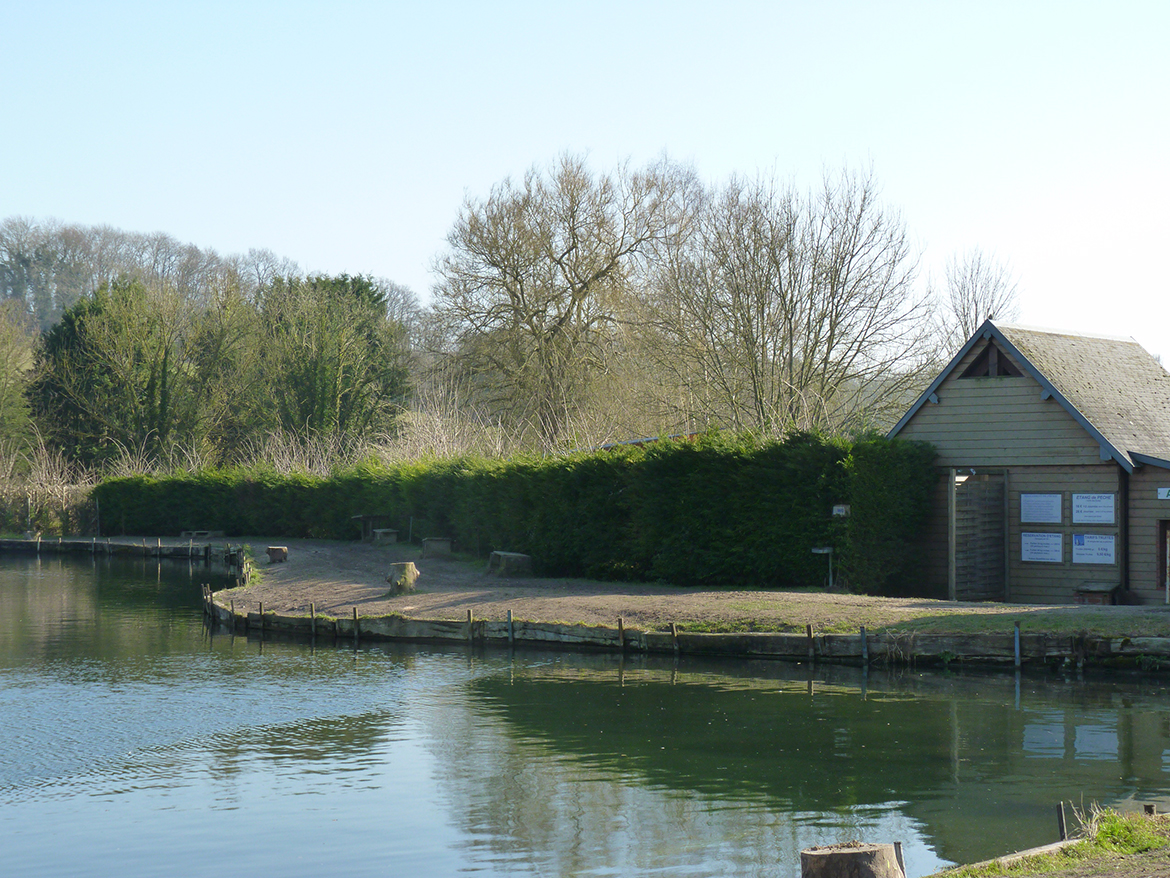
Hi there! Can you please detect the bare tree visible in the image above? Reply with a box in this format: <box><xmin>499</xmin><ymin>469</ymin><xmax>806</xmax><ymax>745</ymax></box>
<box><xmin>936</xmin><ymin>248</ymin><xmax>1020</xmax><ymax>352</ymax></box>
<box><xmin>431</xmin><ymin>153</ymin><xmax>693</xmax><ymax>447</ymax></box>
<box><xmin>637</xmin><ymin>169</ymin><xmax>932</xmax><ymax>435</ymax></box>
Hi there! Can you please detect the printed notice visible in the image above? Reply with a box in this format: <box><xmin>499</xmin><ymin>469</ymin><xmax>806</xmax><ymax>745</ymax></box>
<box><xmin>1021</xmin><ymin>532</ymin><xmax>1063</xmax><ymax>563</ymax></box>
<box><xmin>1021</xmin><ymin>493</ymin><xmax>1062</xmax><ymax>524</ymax></box>
<box><xmin>1072</xmin><ymin>493</ymin><xmax>1115</xmax><ymax>524</ymax></box>
<box><xmin>1073</xmin><ymin>533</ymin><xmax>1116</xmax><ymax>564</ymax></box>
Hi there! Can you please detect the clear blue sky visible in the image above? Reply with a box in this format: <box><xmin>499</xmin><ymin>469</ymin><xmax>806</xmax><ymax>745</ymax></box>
<box><xmin>3</xmin><ymin>1</ymin><xmax>1167</xmax><ymax>356</ymax></box>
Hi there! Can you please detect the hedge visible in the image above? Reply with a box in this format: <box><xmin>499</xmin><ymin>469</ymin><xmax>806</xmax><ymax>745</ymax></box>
<box><xmin>92</xmin><ymin>433</ymin><xmax>937</xmax><ymax>595</ymax></box>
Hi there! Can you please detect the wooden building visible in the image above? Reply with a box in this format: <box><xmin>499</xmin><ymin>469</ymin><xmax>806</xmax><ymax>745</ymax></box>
<box><xmin>889</xmin><ymin>320</ymin><xmax>1170</xmax><ymax>604</ymax></box>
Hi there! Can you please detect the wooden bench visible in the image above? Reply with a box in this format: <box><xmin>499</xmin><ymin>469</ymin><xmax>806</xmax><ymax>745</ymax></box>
<box><xmin>352</xmin><ymin>514</ymin><xmax>393</xmax><ymax>542</ymax></box>
<box><xmin>1074</xmin><ymin>582</ymin><xmax>1118</xmax><ymax>605</ymax></box>
<box><xmin>422</xmin><ymin>537</ymin><xmax>453</xmax><ymax>557</ymax></box>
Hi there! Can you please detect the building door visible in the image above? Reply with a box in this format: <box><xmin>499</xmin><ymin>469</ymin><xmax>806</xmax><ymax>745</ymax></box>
<box><xmin>950</xmin><ymin>471</ymin><xmax>1006</xmax><ymax>601</ymax></box>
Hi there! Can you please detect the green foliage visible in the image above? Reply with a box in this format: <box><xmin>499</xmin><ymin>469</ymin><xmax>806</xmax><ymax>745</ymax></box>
<box><xmin>93</xmin><ymin>433</ymin><xmax>937</xmax><ymax>595</ymax></box>
<box><xmin>840</xmin><ymin>435</ymin><xmax>939</xmax><ymax>594</ymax></box>
<box><xmin>27</xmin><ymin>272</ymin><xmax>414</xmax><ymax>469</ymax></box>
<box><xmin>28</xmin><ymin>279</ymin><xmax>198</xmax><ymax>465</ymax></box>
<box><xmin>258</xmin><ymin>274</ymin><xmax>410</xmax><ymax>437</ymax></box>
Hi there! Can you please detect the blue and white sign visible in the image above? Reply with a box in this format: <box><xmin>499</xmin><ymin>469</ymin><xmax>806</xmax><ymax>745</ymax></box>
<box><xmin>1072</xmin><ymin>533</ymin><xmax>1115</xmax><ymax>564</ymax></box>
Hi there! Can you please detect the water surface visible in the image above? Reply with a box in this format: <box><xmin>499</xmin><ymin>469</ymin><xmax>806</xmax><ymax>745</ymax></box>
<box><xmin>2</xmin><ymin>554</ymin><xmax>1168</xmax><ymax>877</ymax></box>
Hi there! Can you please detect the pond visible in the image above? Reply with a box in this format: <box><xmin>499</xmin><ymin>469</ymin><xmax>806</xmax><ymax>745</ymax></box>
<box><xmin>2</xmin><ymin>553</ymin><xmax>1169</xmax><ymax>877</ymax></box>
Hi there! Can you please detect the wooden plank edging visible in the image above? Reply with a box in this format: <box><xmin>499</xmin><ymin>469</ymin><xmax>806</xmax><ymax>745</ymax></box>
<box><xmin>201</xmin><ymin>593</ymin><xmax>1170</xmax><ymax>667</ymax></box>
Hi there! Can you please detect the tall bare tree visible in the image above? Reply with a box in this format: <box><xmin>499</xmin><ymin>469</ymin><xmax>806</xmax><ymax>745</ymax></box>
<box><xmin>935</xmin><ymin>248</ymin><xmax>1020</xmax><ymax>352</ymax></box>
<box><xmin>431</xmin><ymin>154</ymin><xmax>693</xmax><ymax>447</ymax></box>
<box><xmin>637</xmin><ymin>169</ymin><xmax>931</xmax><ymax>435</ymax></box>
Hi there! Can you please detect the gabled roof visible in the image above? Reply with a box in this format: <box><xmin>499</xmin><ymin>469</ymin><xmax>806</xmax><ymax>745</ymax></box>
<box><xmin>889</xmin><ymin>320</ymin><xmax>1170</xmax><ymax>472</ymax></box>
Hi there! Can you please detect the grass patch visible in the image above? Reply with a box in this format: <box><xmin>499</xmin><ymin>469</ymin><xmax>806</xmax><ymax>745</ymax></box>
<box><xmin>938</xmin><ymin>807</ymin><xmax>1169</xmax><ymax>877</ymax></box>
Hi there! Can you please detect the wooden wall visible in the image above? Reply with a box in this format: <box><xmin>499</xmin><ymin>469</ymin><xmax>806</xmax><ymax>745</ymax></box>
<box><xmin>899</xmin><ymin>378</ymin><xmax>1103</xmax><ymax>468</ymax></box>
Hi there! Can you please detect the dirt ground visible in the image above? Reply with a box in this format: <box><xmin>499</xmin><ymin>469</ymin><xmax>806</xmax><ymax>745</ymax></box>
<box><xmin>214</xmin><ymin>538</ymin><xmax>1169</xmax><ymax>634</ymax></box>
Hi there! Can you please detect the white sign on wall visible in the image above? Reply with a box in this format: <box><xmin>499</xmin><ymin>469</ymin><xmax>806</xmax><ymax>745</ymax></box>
<box><xmin>1072</xmin><ymin>533</ymin><xmax>1116</xmax><ymax>564</ymax></box>
<box><xmin>1072</xmin><ymin>493</ymin><xmax>1115</xmax><ymax>524</ymax></box>
<box><xmin>1158</xmin><ymin>488</ymin><xmax>1170</xmax><ymax>501</ymax></box>
<box><xmin>1021</xmin><ymin>493</ymin><xmax>1062</xmax><ymax>524</ymax></box>
<box><xmin>1021</xmin><ymin>532</ymin><xmax>1063</xmax><ymax>563</ymax></box>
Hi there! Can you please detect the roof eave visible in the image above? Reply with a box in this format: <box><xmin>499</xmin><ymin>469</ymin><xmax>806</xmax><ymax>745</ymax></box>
<box><xmin>1131</xmin><ymin>452</ymin><xmax>1170</xmax><ymax>470</ymax></box>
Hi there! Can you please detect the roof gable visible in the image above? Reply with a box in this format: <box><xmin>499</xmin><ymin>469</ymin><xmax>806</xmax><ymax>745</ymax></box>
<box><xmin>890</xmin><ymin>320</ymin><xmax>1170</xmax><ymax>472</ymax></box>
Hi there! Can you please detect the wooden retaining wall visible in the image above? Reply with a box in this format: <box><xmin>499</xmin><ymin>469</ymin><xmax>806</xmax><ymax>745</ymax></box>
<box><xmin>201</xmin><ymin>591</ymin><xmax>1170</xmax><ymax>669</ymax></box>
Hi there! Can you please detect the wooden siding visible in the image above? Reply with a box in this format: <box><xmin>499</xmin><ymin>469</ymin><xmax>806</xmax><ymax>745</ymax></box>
<box><xmin>1128</xmin><ymin>466</ymin><xmax>1170</xmax><ymax>603</ymax></box>
<box><xmin>898</xmin><ymin>377</ymin><xmax>1102</xmax><ymax>468</ymax></box>
<box><xmin>1004</xmin><ymin>465</ymin><xmax>1121</xmax><ymax>604</ymax></box>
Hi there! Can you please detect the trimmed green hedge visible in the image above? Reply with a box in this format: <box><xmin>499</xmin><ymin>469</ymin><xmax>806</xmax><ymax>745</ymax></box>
<box><xmin>92</xmin><ymin>433</ymin><xmax>937</xmax><ymax>595</ymax></box>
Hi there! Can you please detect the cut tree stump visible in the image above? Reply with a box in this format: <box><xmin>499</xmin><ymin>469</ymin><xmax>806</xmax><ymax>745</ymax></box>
<box><xmin>386</xmin><ymin>561</ymin><xmax>420</xmax><ymax>595</ymax></box>
<box><xmin>801</xmin><ymin>842</ymin><xmax>904</xmax><ymax>878</ymax></box>
<box><xmin>266</xmin><ymin>546</ymin><xmax>288</xmax><ymax>563</ymax></box>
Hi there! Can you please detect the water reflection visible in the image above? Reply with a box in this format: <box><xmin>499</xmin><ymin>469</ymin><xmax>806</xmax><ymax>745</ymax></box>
<box><xmin>457</xmin><ymin>655</ymin><xmax>1170</xmax><ymax>869</ymax></box>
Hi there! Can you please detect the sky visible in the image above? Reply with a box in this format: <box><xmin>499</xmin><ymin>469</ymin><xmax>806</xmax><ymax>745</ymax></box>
<box><xmin>2</xmin><ymin>1</ymin><xmax>1167</xmax><ymax>356</ymax></box>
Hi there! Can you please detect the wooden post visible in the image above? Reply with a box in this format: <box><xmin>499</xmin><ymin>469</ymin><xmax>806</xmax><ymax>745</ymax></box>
<box><xmin>806</xmin><ymin>624</ymin><xmax>815</xmax><ymax>661</ymax></box>
<box><xmin>310</xmin><ymin>603</ymin><xmax>316</xmax><ymax>638</ymax></box>
<box><xmin>353</xmin><ymin>607</ymin><xmax>359</xmax><ymax>643</ymax></box>
<box><xmin>506</xmin><ymin>609</ymin><xmax>514</xmax><ymax>646</ymax></box>
<box><xmin>860</xmin><ymin>625</ymin><xmax>868</xmax><ymax>664</ymax></box>
<box><xmin>1057</xmin><ymin>802</ymin><xmax>1067</xmax><ymax>841</ymax></box>
<box><xmin>466</xmin><ymin>609</ymin><xmax>473</xmax><ymax>642</ymax></box>
<box><xmin>618</xmin><ymin>616</ymin><xmax>625</xmax><ymax>653</ymax></box>
<box><xmin>259</xmin><ymin>602</ymin><xmax>264</xmax><ymax>633</ymax></box>
<box><xmin>670</xmin><ymin>622</ymin><xmax>679</xmax><ymax>655</ymax></box>
<box><xmin>230</xmin><ymin>600</ymin><xmax>235</xmax><ymax>632</ymax></box>
<box><xmin>947</xmin><ymin>467</ymin><xmax>958</xmax><ymax>601</ymax></box>
<box><xmin>1014</xmin><ymin>622</ymin><xmax>1022</xmax><ymax>668</ymax></box>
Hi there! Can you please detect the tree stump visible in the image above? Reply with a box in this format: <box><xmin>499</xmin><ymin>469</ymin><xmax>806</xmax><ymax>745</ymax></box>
<box><xmin>266</xmin><ymin>546</ymin><xmax>288</xmax><ymax>563</ymax></box>
<box><xmin>386</xmin><ymin>561</ymin><xmax>420</xmax><ymax>595</ymax></box>
<box><xmin>801</xmin><ymin>842</ymin><xmax>904</xmax><ymax>878</ymax></box>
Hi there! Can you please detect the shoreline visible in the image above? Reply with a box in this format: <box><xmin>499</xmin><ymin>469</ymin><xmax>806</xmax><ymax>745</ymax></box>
<box><xmin>10</xmin><ymin>535</ymin><xmax>1170</xmax><ymax>669</ymax></box>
